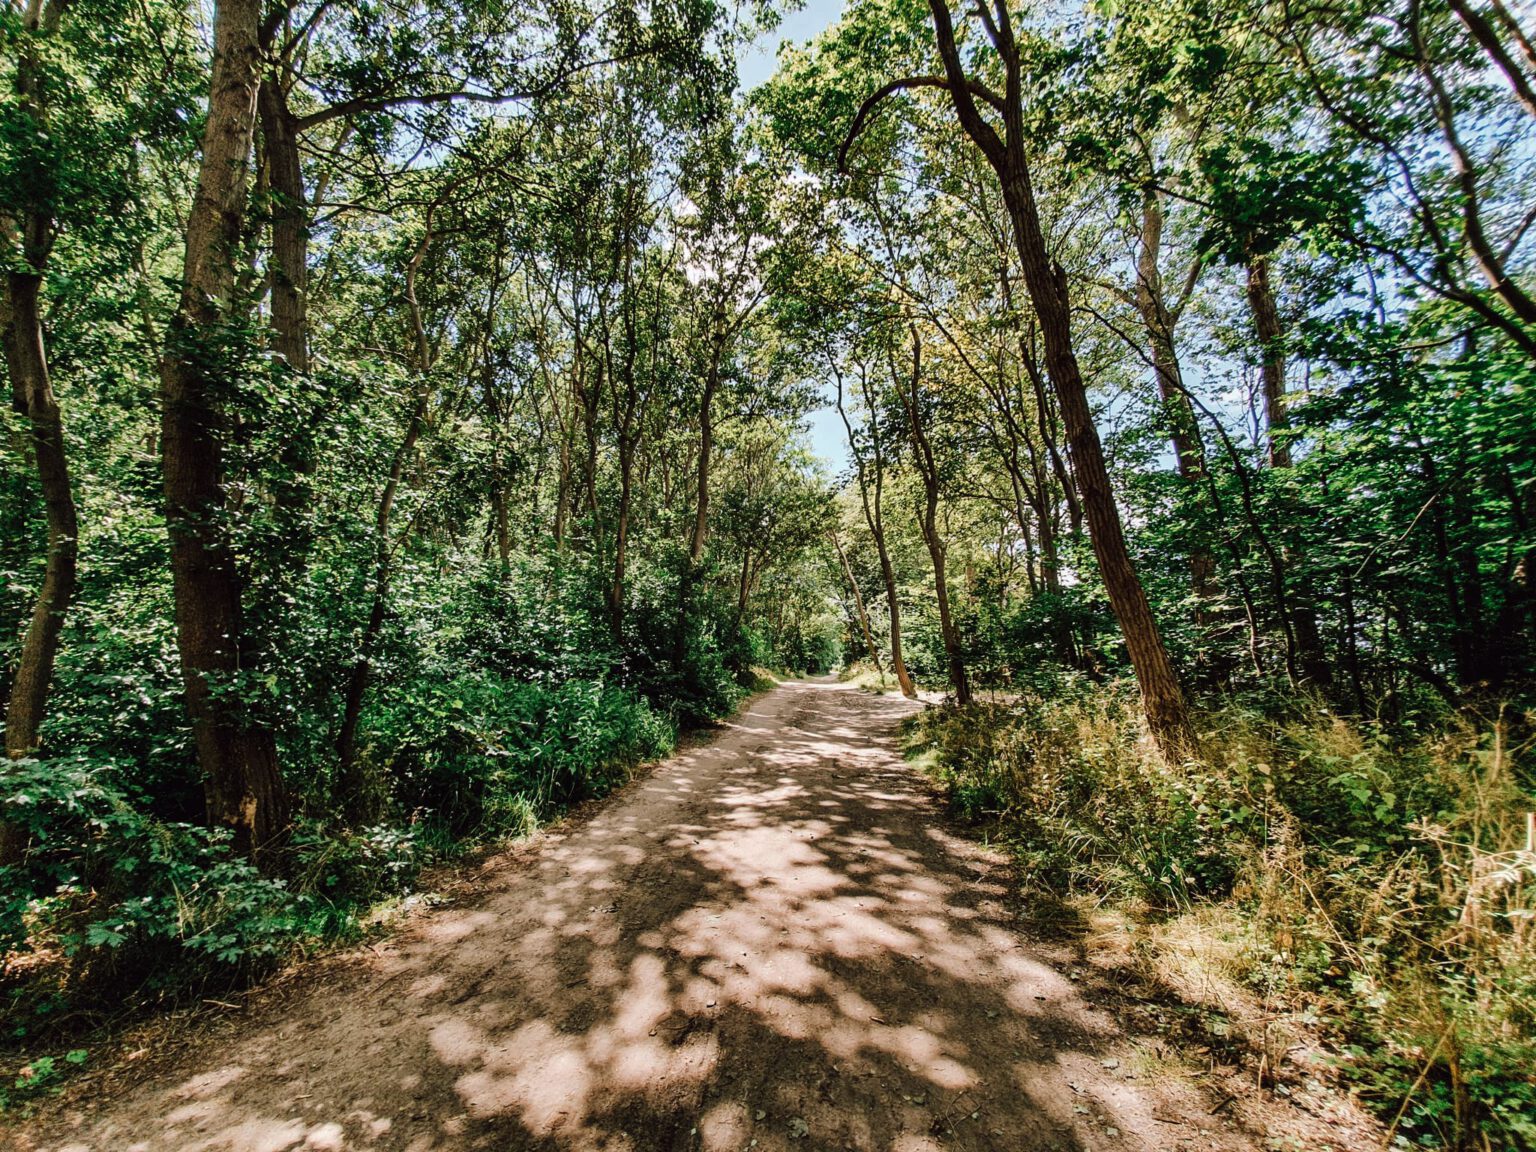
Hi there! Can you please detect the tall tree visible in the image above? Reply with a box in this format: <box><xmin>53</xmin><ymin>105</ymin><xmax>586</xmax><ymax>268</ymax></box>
<box><xmin>841</xmin><ymin>0</ymin><xmax>1195</xmax><ymax>757</ymax></box>
<box><xmin>160</xmin><ymin>0</ymin><xmax>286</xmax><ymax>865</ymax></box>
<box><xmin>1</xmin><ymin>0</ymin><xmax>76</xmax><ymax>765</ymax></box>
<box><xmin>892</xmin><ymin>325</ymin><xmax>970</xmax><ymax>703</ymax></box>
<box><xmin>835</xmin><ymin>353</ymin><xmax>918</xmax><ymax>698</ymax></box>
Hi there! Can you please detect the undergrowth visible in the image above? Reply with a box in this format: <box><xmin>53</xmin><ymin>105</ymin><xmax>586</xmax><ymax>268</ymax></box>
<box><xmin>838</xmin><ymin>659</ymin><xmax>901</xmax><ymax>694</ymax></box>
<box><xmin>0</xmin><ymin>533</ymin><xmax>826</xmax><ymax>1111</ymax></box>
<box><xmin>906</xmin><ymin>684</ymin><xmax>1536</xmax><ymax>1151</ymax></box>
<box><xmin>0</xmin><ymin>672</ymin><xmax>684</xmax><ymax>1109</ymax></box>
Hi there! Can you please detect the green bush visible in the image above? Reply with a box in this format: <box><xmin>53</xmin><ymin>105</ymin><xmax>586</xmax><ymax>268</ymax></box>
<box><xmin>1</xmin><ymin>756</ymin><xmax>323</xmax><ymax>987</ymax></box>
<box><xmin>360</xmin><ymin>671</ymin><xmax>675</xmax><ymax>840</ymax></box>
<box><xmin>2</xmin><ymin>668</ymin><xmax>676</xmax><ymax>1046</ymax></box>
<box><xmin>614</xmin><ymin>554</ymin><xmax>746</xmax><ymax>725</ymax></box>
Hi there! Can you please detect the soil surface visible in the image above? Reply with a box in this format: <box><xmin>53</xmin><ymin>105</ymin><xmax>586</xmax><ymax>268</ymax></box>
<box><xmin>7</xmin><ymin>678</ymin><xmax>1375</xmax><ymax>1152</ymax></box>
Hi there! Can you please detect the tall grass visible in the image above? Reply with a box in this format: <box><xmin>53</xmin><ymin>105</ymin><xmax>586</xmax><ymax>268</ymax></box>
<box><xmin>908</xmin><ymin>687</ymin><xmax>1536</xmax><ymax>1150</ymax></box>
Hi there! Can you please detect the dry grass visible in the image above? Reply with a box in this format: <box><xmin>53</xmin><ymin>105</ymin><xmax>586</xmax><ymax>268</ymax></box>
<box><xmin>838</xmin><ymin>661</ymin><xmax>898</xmax><ymax>694</ymax></box>
<box><xmin>910</xmin><ymin>688</ymin><xmax>1536</xmax><ymax>1150</ymax></box>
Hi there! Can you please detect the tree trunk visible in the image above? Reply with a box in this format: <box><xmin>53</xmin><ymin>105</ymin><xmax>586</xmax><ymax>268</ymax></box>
<box><xmin>676</xmin><ymin>327</ymin><xmax>722</xmax><ymax>673</ymax></box>
<box><xmin>334</xmin><ymin>213</ymin><xmax>442</xmax><ymax>814</ymax></box>
<box><xmin>1030</xmin><ymin>250</ymin><xmax>1191</xmax><ymax>754</ymax></box>
<box><xmin>875</xmin><ymin>536</ymin><xmax>916</xmax><ymax>698</ymax></box>
<box><xmin>895</xmin><ymin>330</ymin><xmax>971</xmax><ymax>704</ymax></box>
<box><xmin>909</xmin><ymin>0</ymin><xmax>1194</xmax><ymax>756</ymax></box>
<box><xmin>1004</xmin><ymin>188</ymin><xmax>1189</xmax><ymax>753</ymax></box>
<box><xmin>1446</xmin><ymin>0</ymin><xmax>1536</xmax><ymax>120</ymax></box>
<box><xmin>335</xmin><ymin>393</ymin><xmax>425</xmax><ymax>820</ymax></box>
<box><xmin>1135</xmin><ymin>194</ymin><xmax>1218</xmax><ymax>622</ymax></box>
<box><xmin>690</xmin><ymin>324</ymin><xmax>723</xmax><ymax>566</ymax></box>
<box><xmin>2</xmin><ymin>0</ymin><xmax>75</xmax><ymax>766</ymax></box>
<box><xmin>920</xmin><ymin>490</ymin><xmax>970</xmax><ymax>704</ymax></box>
<box><xmin>579</xmin><ymin>358</ymin><xmax>602</xmax><ymax>541</ymax></box>
<box><xmin>258</xmin><ymin>78</ymin><xmax>308</xmax><ymax>377</ymax></box>
<box><xmin>3</xmin><ymin>272</ymin><xmax>77</xmax><ymax>761</ymax></box>
<box><xmin>490</xmin><ymin>479</ymin><xmax>511</xmax><ymax>568</ymax></box>
<box><xmin>736</xmin><ymin>548</ymin><xmax>757</xmax><ymax>624</ymax></box>
<box><xmin>1</xmin><ymin>0</ymin><xmax>75</xmax><ymax>876</ymax></box>
<box><xmin>988</xmin><ymin>272</ymin><xmax>1063</xmax><ymax>596</ymax></box>
<box><xmin>835</xmin><ymin>367</ymin><xmax>917</xmax><ymax>698</ymax></box>
<box><xmin>1020</xmin><ymin>334</ymin><xmax>1082</xmax><ymax>535</ymax></box>
<box><xmin>1246</xmin><ymin>257</ymin><xmax>1291</xmax><ymax>470</ymax></box>
<box><xmin>256</xmin><ymin>75</ymin><xmax>319</xmax><ymax>589</ymax></box>
<box><xmin>1246</xmin><ymin>255</ymin><xmax>1330</xmax><ymax>684</ymax></box>
<box><xmin>833</xmin><ymin>532</ymin><xmax>883</xmax><ymax>675</ymax></box>
<box><xmin>554</xmin><ymin>426</ymin><xmax>572</xmax><ymax>550</ymax></box>
<box><xmin>160</xmin><ymin>0</ymin><xmax>286</xmax><ymax>865</ymax></box>
<box><xmin>610</xmin><ymin>448</ymin><xmax>632</xmax><ymax>644</ymax></box>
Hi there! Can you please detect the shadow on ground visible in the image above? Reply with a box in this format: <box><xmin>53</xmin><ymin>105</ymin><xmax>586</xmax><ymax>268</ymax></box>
<box><xmin>18</xmin><ymin>680</ymin><xmax>1273</xmax><ymax>1152</ymax></box>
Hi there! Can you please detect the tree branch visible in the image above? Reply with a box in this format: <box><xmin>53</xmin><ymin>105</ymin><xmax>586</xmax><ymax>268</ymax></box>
<box><xmin>837</xmin><ymin>75</ymin><xmax>1004</xmax><ymax>171</ymax></box>
<box><xmin>926</xmin><ymin>0</ymin><xmax>1006</xmax><ymax>163</ymax></box>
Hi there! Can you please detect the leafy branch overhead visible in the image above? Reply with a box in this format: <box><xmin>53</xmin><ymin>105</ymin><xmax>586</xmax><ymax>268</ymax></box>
<box><xmin>2</xmin><ymin>0</ymin><xmax>1534</xmax><ymax>1145</ymax></box>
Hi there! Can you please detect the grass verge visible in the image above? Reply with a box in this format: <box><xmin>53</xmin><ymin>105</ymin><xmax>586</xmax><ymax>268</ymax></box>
<box><xmin>905</xmin><ymin>684</ymin><xmax>1536</xmax><ymax>1151</ymax></box>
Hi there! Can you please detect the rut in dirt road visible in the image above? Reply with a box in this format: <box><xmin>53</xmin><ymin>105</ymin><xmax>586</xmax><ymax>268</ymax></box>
<box><xmin>19</xmin><ymin>679</ymin><xmax>1275</xmax><ymax>1152</ymax></box>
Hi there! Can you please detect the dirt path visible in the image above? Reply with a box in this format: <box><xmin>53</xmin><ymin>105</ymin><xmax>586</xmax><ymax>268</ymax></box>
<box><xmin>11</xmin><ymin>679</ymin><xmax>1368</xmax><ymax>1152</ymax></box>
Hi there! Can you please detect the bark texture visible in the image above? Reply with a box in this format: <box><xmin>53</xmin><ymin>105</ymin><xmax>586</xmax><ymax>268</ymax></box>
<box><xmin>160</xmin><ymin>0</ymin><xmax>287</xmax><ymax>865</ymax></box>
<box><xmin>2</xmin><ymin>0</ymin><xmax>77</xmax><ymax>771</ymax></box>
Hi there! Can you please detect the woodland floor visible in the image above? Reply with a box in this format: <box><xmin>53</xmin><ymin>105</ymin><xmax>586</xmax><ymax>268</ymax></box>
<box><xmin>5</xmin><ymin>678</ymin><xmax>1382</xmax><ymax>1152</ymax></box>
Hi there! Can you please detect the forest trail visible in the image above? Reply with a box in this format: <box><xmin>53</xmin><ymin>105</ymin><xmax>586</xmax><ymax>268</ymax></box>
<box><xmin>15</xmin><ymin>679</ymin><xmax>1358</xmax><ymax>1152</ymax></box>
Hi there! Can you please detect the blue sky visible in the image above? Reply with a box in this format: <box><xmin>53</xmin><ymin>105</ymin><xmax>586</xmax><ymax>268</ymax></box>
<box><xmin>738</xmin><ymin>2</ymin><xmax>853</xmax><ymax>474</ymax></box>
<box><xmin>738</xmin><ymin>2</ymin><xmax>846</xmax><ymax>90</ymax></box>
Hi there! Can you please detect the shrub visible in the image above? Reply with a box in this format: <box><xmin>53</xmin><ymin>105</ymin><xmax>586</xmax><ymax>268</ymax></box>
<box><xmin>360</xmin><ymin>670</ymin><xmax>675</xmax><ymax>841</ymax></box>
<box><xmin>1</xmin><ymin>756</ymin><xmax>323</xmax><ymax>997</ymax></box>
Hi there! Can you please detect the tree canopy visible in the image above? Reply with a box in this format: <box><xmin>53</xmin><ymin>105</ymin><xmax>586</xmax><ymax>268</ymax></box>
<box><xmin>3</xmin><ymin>0</ymin><xmax>1534</xmax><ymax>1142</ymax></box>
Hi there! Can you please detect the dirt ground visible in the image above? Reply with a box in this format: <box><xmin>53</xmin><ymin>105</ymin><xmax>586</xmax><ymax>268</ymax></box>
<box><xmin>5</xmin><ymin>678</ymin><xmax>1380</xmax><ymax>1152</ymax></box>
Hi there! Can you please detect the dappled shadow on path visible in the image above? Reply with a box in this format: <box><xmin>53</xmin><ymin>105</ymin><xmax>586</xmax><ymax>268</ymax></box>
<box><xmin>30</xmin><ymin>680</ymin><xmax>1239</xmax><ymax>1152</ymax></box>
